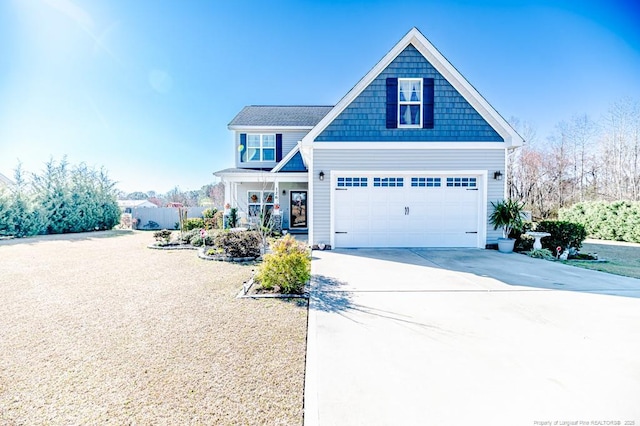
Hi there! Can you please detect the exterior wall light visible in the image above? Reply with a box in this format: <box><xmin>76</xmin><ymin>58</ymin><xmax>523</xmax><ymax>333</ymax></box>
<box><xmin>493</xmin><ymin>171</ymin><xmax>503</xmax><ymax>181</ymax></box>
<box><xmin>319</xmin><ymin>171</ymin><xmax>325</xmax><ymax>181</ymax></box>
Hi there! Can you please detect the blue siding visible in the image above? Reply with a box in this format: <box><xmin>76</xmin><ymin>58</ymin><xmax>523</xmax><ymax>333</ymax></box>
<box><xmin>279</xmin><ymin>151</ymin><xmax>307</xmax><ymax>172</ymax></box>
<box><xmin>316</xmin><ymin>45</ymin><xmax>503</xmax><ymax>142</ymax></box>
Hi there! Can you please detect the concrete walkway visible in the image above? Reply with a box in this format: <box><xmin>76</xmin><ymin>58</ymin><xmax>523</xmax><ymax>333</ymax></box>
<box><xmin>304</xmin><ymin>249</ymin><xmax>640</xmax><ymax>426</ymax></box>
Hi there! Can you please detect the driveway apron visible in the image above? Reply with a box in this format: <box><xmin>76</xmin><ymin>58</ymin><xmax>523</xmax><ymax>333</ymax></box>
<box><xmin>304</xmin><ymin>249</ymin><xmax>640</xmax><ymax>426</ymax></box>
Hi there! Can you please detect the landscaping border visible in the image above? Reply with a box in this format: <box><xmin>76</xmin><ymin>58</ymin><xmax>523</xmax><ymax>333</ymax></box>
<box><xmin>236</xmin><ymin>276</ymin><xmax>309</xmax><ymax>300</ymax></box>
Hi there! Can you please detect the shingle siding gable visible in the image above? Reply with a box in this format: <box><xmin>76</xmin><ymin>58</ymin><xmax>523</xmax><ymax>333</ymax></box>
<box><xmin>279</xmin><ymin>151</ymin><xmax>307</xmax><ymax>172</ymax></box>
<box><xmin>315</xmin><ymin>45</ymin><xmax>503</xmax><ymax>142</ymax></box>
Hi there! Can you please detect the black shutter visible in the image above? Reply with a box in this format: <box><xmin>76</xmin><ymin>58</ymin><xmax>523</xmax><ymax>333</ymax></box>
<box><xmin>239</xmin><ymin>133</ymin><xmax>247</xmax><ymax>162</ymax></box>
<box><xmin>386</xmin><ymin>78</ymin><xmax>398</xmax><ymax>129</ymax></box>
<box><xmin>276</xmin><ymin>134</ymin><xmax>283</xmax><ymax>162</ymax></box>
<box><xmin>423</xmin><ymin>78</ymin><xmax>434</xmax><ymax>129</ymax></box>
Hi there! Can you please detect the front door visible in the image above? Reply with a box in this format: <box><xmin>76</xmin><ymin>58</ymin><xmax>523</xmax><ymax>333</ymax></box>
<box><xmin>290</xmin><ymin>191</ymin><xmax>307</xmax><ymax>228</ymax></box>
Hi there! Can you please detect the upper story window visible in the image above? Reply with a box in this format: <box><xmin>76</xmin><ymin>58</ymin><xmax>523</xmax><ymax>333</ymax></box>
<box><xmin>247</xmin><ymin>134</ymin><xmax>276</xmax><ymax>162</ymax></box>
<box><xmin>386</xmin><ymin>77</ymin><xmax>434</xmax><ymax>129</ymax></box>
<box><xmin>398</xmin><ymin>79</ymin><xmax>422</xmax><ymax>128</ymax></box>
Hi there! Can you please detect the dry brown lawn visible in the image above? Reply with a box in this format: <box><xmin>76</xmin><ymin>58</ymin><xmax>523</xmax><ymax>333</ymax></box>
<box><xmin>0</xmin><ymin>231</ymin><xmax>308</xmax><ymax>425</ymax></box>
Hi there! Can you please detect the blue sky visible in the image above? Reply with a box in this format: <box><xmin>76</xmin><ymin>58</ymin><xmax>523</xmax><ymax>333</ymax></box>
<box><xmin>1</xmin><ymin>0</ymin><xmax>638</xmax><ymax>194</ymax></box>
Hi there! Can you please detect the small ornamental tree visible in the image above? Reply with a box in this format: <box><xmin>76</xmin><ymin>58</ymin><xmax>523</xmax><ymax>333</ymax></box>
<box><xmin>255</xmin><ymin>235</ymin><xmax>310</xmax><ymax>294</ymax></box>
<box><xmin>489</xmin><ymin>199</ymin><xmax>526</xmax><ymax>239</ymax></box>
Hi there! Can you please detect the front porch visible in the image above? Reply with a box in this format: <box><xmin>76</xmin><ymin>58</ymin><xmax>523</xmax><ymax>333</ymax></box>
<box><xmin>215</xmin><ymin>169</ymin><xmax>309</xmax><ymax>232</ymax></box>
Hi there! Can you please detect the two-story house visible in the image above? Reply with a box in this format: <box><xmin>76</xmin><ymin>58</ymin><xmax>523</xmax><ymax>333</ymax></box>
<box><xmin>214</xmin><ymin>27</ymin><xmax>523</xmax><ymax>249</ymax></box>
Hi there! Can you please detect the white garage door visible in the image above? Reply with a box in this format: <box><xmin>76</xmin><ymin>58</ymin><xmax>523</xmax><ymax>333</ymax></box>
<box><xmin>333</xmin><ymin>174</ymin><xmax>482</xmax><ymax>248</ymax></box>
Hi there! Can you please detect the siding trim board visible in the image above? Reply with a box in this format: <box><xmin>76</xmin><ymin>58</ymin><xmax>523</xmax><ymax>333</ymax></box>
<box><xmin>313</xmin><ymin>142</ymin><xmax>508</xmax><ymax>150</ymax></box>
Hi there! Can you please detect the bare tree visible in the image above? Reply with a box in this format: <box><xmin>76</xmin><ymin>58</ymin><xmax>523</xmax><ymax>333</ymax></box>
<box><xmin>508</xmin><ymin>97</ymin><xmax>639</xmax><ymax>219</ymax></box>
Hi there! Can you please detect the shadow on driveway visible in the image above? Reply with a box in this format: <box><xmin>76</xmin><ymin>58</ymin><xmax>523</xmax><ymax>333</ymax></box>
<box><xmin>312</xmin><ymin>248</ymin><xmax>640</xmax><ymax>300</ymax></box>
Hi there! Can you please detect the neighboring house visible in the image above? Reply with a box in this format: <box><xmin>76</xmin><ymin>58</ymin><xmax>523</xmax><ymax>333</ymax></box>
<box><xmin>117</xmin><ymin>199</ymin><xmax>158</xmax><ymax>213</ymax></box>
<box><xmin>215</xmin><ymin>27</ymin><xmax>523</xmax><ymax>248</ymax></box>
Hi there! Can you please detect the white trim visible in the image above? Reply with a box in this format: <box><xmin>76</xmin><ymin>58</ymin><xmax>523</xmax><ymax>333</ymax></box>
<box><xmin>301</xmin><ymin>27</ymin><xmax>523</xmax><ymax>148</ymax></box>
<box><xmin>329</xmin><ymin>169</ymin><xmax>487</xmax><ymax>249</ymax></box>
<box><xmin>308</xmin><ymin>149</ymin><xmax>315</xmax><ymax>245</ymax></box>
<box><xmin>503</xmin><ymin>149</ymin><xmax>508</xmax><ymax>199</ymax></box>
<box><xmin>397</xmin><ymin>78</ymin><xmax>423</xmax><ymax>128</ymax></box>
<box><xmin>217</xmin><ymin>172</ymin><xmax>308</xmax><ymax>183</ymax></box>
<box><xmin>271</xmin><ymin>142</ymin><xmax>306</xmax><ymax>173</ymax></box>
<box><xmin>480</xmin><ymin>170</ymin><xmax>488</xmax><ymax>246</ymax></box>
<box><xmin>313</xmin><ymin>142</ymin><xmax>508</xmax><ymax>150</ymax></box>
<box><xmin>329</xmin><ymin>169</ymin><xmax>487</xmax><ymax>177</ymax></box>
<box><xmin>329</xmin><ymin>170</ymin><xmax>335</xmax><ymax>249</ymax></box>
<box><xmin>229</xmin><ymin>125</ymin><xmax>314</xmax><ymax>131</ymax></box>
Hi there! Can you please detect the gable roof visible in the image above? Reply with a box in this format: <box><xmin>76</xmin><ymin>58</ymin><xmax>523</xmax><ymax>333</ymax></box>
<box><xmin>302</xmin><ymin>27</ymin><xmax>523</xmax><ymax>148</ymax></box>
<box><xmin>271</xmin><ymin>143</ymin><xmax>307</xmax><ymax>173</ymax></box>
<box><xmin>228</xmin><ymin>106</ymin><xmax>333</xmax><ymax>129</ymax></box>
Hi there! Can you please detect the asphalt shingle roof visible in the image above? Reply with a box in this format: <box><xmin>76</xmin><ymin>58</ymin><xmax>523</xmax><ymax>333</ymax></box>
<box><xmin>228</xmin><ymin>105</ymin><xmax>333</xmax><ymax>127</ymax></box>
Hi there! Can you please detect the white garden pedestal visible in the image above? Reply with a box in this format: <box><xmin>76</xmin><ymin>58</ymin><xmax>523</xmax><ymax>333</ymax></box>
<box><xmin>525</xmin><ymin>232</ymin><xmax>551</xmax><ymax>250</ymax></box>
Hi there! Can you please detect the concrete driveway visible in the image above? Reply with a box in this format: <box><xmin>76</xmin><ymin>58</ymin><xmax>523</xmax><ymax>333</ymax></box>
<box><xmin>304</xmin><ymin>249</ymin><xmax>640</xmax><ymax>426</ymax></box>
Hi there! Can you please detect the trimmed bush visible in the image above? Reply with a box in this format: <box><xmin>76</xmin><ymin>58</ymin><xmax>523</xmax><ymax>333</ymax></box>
<box><xmin>179</xmin><ymin>229</ymin><xmax>199</xmax><ymax>244</ymax></box>
<box><xmin>535</xmin><ymin>220</ymin><xmax>587</xmax><ymax>250</ymax></box>
<box><xmin>203</xmin><ymin>208</ymin><xmax>217</xmax><ymax>219</ymax></box>
<box><xmin>153</xmin><ymin>229</ymin><xmax>172</xmax><ymax>243</ymax></box>
<box><xmin>255</xmin><ymin>235</ymin><xmax>311</xmax><ymax>294</ymax></box>
<box><xmin>191</xmin><ymin>231</ymin><xmax>217</xmax><ymax>247</ymax></box>
<box><xmin>213</xmin><ymin>230</ymin><xmax>261</xmax><ymax>258</ymax></box>
<box><xmin>560</xmin><ymin>201</ymin><xmax>640</xmax><ymax>243</ymax></box>
<box><xmin>183</xmin><ymin>218</ymin><xmax>205</xmax><ymax>231</ymax></box>
<box><xmin>527</xmin><ymin>248</ymin><xmax>554</xmax><ymax>260</ymax></box>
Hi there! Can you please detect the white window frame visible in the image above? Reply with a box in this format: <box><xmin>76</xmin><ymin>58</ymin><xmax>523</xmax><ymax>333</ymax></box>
<box><xmin>246</xmin><ymin>134</ymin><xmax>276</xmax><ymax>162</ymax></box>
<box><xmin>247</xmin><ymin>190</ymin><xmax>275</xmax><ymax>220</ymax></box>
<box><xmin>398</xmin><ymin>78</ymin><xmax>422</xmax><ymax>128</ymax></box>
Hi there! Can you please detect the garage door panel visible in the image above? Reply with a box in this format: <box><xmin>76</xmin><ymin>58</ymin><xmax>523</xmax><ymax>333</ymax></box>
<box><xmin>334</xmin><ymin>173</ymin><xmax>481</xmax><ymax>248</ymax></box>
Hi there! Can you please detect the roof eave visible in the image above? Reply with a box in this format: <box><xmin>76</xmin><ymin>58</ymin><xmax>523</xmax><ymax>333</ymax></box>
<box><xmin>228</xmin><ymin>125</ymin><xmax>315</xmax><ymax>131</ymax></box>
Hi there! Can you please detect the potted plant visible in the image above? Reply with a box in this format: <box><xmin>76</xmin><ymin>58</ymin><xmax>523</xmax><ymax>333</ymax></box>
<box><xmin>489</xmin><ymin>199</ymin><xmax>525</xmax><ymax>253</ymax></box>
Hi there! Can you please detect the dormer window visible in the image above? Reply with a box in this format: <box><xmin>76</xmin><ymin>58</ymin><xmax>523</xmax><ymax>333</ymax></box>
<box><xmin>247</xmin><ymin>134</ymin><xmax>276</xmax><ymax>162</ymax></box>
<box><xmin>398</xmin><ymin>78</ymin><xmax>422</xmax><ymax>127</ymax></box>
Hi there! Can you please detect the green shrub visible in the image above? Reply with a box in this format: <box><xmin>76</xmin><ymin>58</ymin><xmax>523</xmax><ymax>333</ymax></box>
<box><xmin>212</xmin><ymin>210</ymin><xmax>224</xmax><ymax>229</ymax></box>
<box><xmin>489</xmin><ymin>198</ymin><xmax>526</xmax><ymax>238</ymax></box>
<box><xmin>225</xmin><ymin>207</ymin><xmax>239</xmax><ymax>229</ymax></box>
<box><xmin>527</xmin><ymin>248</ymin><xmax>554</xmax><ymax>260</ymax></box>
<box><xmin>203</xmin><ymin>208</ymin><xmax>217</xmax><ymax>219</ymax></box>
<box><xmin>513</xmin><ymin>221</ymin><xmax>534</xmax><ymax>252</ymax></box>
<box><xmin>153</xmin><ymin>229</ymin><xmax>172</xmax><ymax>243</ymax></box>
<box><xmin>183</xmin><ymin>217</ymin><xmax>205</xmax><ymax>231</ymax></box>
<box><xmin>560</xmin><ymin>201</ymin><xmax>640</xmax><ymax>243</ymax></box>
<box><xmin>535</xmin><ymin>220</ymin><xmax>587</xmax><ymax>250</ymax></box>
<box><xmin>213</xmin><ymin>230</ymin><xmax>260</xmax><ymax>258</ymax></box>
<box><xmin>179</xmin><ymin>228</ymin><xmax>217</xmax><ymax>246</ymax></box>
<box><xmin>191</xmin><ymin>231</ymin><xmax>217</xmax><ymax>246</ymax></box>
<box><xmin>255</xmin><ymin>235</ymin><xmax>310</xmax><ymax>294</ymax></box>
